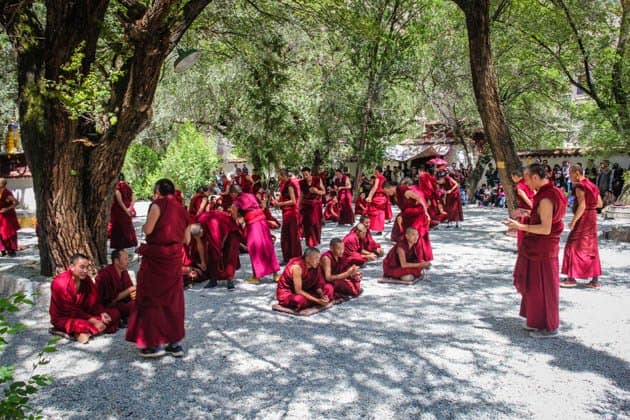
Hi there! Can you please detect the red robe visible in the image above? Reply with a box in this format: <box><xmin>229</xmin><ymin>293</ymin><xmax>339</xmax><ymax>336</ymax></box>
<box><xmin>0</xmin><ymin>188</ymin><xmax>19</xmax><ymax>252</ymax></box>
<box><xmin>50</xmin><ymin>270</ymin><xmax>120</xmax><ymax>335</ymax></box>
<box><xmin>240</xmin><ymin>173</ymin><xmax>254</xmax><ymax>193</ymax></box>
<box><xmin>324</xmin><ymin>200</ymin><xmax>340</xmax><ymax>222</ymax></box>
<box><xmin>342</xmin><ymin>230</ymin><xmax>368</xmax><ymax>267</ymax></box>
<box><xmin>390</xmin><ymin>214</ymin><xmax>404</xmax><ymax>243</ymax></box>
<box><xmin>562</xmin><ymin>179</ymin><xmax>602</xmax><ymax>279</ymax></box>
<box><xmin>276</xmin><ymin>257</ymin><xmax>334</xmax><ymax>310</ymax></box>
<box><xmin>354</xmin><ymin>197</ymin><xmax>368</xmax><ymax>216</ymax></box>
<box><xmin>126</xmin><ymin>195</ymin><xmax>188</xmax><ymax>348</ymax></box>
<box><xmin>197</xmin><ymin>210</ymin><xmax>242</xmax><ymax>280</ymax></box>
<box><xmin>367</xmin><ymin>174</ymin><xmax>388</xmax><ymax>232</ymax></box>
<box><xmin>383</xmin><ymin>240</ymin><xmax>425</xmax><ymax>278</ymax></box>
<box><xmin>109</xmin><ymin>182</ymin><xmax>138</xmax><ymax>250</ymax></box>
<box><xmin>442</xmin><ymin>176</ymin><xmax>463</xmax><ymax>222</ymax></box>
<box><xmin>362</xmin><ymin>230</ymin><xmax>381</xmax><ymax>254</ymax></box>
<box><xmin>95</xmin><ymin>264</ymin><xmax>135</xmax><ymax>319</ymax></box>
<box><xmin>188</xmin><ymin>192</ymin><xmax>206</xmax><ymax>221</ymax></box>
<box><xmin>279</xmin><ymin>178</ymin><xmax>302</xmax><ymax>263</ymax></box>
<box><xmin>418</xmin><ymin>172</ymin><xmax>444</xmax><ymax>228</ymax></box>
<box><xmin>513</xmin><ymin>182</ymin><xmax>567</xmax><ymax>331</ymax></box>
<box><xmin>514</xmin><ymin>179</ymin><xmax>534</xmax><ymax>249</ymax></box>
<box><xmin>299</xmin><ymin>177</ymin><xmax>324</xmax><ymax>247</ymax></box>
<box><xmin>320</xmin><ymin>250</ymin><xmax>361</xmax><ymax>298</ymax></box>
<box><xmin>396</xmin><ymin>185</ymin><xmax>433</xmax><ymax>261</ymax></box>
<box><xmin>220</xmin><ymin>180</ymin><xmax>233</xmax><ymax>211</ymax></box>
<box><xmin>334</xmin><ymin>175</ymin><xmax>355</xmax><ymax>224</ymax></box>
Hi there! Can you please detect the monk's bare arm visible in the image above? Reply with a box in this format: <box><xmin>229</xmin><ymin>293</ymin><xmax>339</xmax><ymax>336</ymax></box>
<box><xmin>195</xmin><ymin>235</ymin><xmax>207</xmax><ymax>268</ymax></box>
<box><xmin>521</xmin><ymin>198</ymin><xmax>553</xmax><ymax>235</ymax></box>
<box><xmin>142</xmin><ymin>203</ymin><xmax>161</xmax><ymax>236</ymax></box>
<box><xmin>366</xmin><ymin>178</ymin><xmax>379</xmax><ymax>202</ymax></box>
<box><xmin>397</xmin><ymin>246</ymin><xmax>422</xmax><ymax>268</ymax></box>
<box><xmin>517</xmin><ymin>188</ymin><xmax>532</xmax><ymax>209</ymax></box>
<box><xmin>292</xmin><ymin>265</ymin><xmax>324</xmax><ymax>304</ymax></box>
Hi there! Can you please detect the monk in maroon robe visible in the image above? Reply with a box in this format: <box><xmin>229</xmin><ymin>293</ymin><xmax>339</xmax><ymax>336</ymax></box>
<box><xmin>126</xmin><ymin>179</ymin><xmax>190</xmax><ymax>358</ymax></box>
<box><xmin>231</xmin><ymin>185</ymin><xmax>280</xmax><ymax>282</ymax></box>
<box><xmin>276</xmin><ymin>247</ymin><xmax>334</xmax><ymax>310</ymax></box>
<box><xmin>276</xmin><ymin>169</ymin><xmax>302</xmax><ymax>263</ymax></box>
<box><xmin>436</xmin><ymin>172</ymin><xmax>463</xmax><ymax>227</ymax></box>
<box><xmin>561</xmin><ymin>165</ymin><xmax>603</xmax><ymax>288</ymax></box>
<box><xmin>366</xmin><ymin>166</ymin><xmax>388</xmax><ymax>233</ymax></box>
<box><xmin>237</xmin><ymin>168</ymin><xmax>255</xmax><ymax>193</ymax></box>
<box><xmin>188</xmin><ymin>186</ymin><xmax>209</xmax><ymax>221</ymax></box>
<box><xmin>342</xmin><ymin>223</ymin><xmax>376</xmax><ymax>267</ymax></box>
<box><xmin>334</xmin><ymin>169</ymin><xmax>355</xmax><ymax>225</ymax></box>
<box><xmin>355</xmin><ymin>192</ymin><xmax>368</xmax><ymax>216</ymax></box>
<box><xmin>390</xmin><ymin>214</ymin><xmax>404</xmax><ymax>243</ymax></box>
<box><xmin>321</xmin><ymin>238</ymin><xmax>362</xmax><ymax>299</ymax></box>
<box><xmin>0</xmin><ymin>178</ymin><xmax>20</xmax><ymax>256</ymax></box>
<box><xmin>418</xmin><ymin>166</ymin><xmax>446</xmax><ymax>228</ymax></box>
<box><xmin>95</xmin><ymin>249</ymin><xmax>136</xmax><ymax>321</ymax></box>
<box><xmin>359</xmin><ymin>215</ymin><xmax>384</xmax><ymax>258</ymax></box>
<box><xmin>220</xmin><ymin>175</ymin><xmax>233</xmax><ymax>211</ymax></box>
<box><xmin>383</xmin><ymin>227</ymin><xmax>430</xmax><ymax>280</ymax></box>
<box><xmin>256</xmin><ymin>190</ymin><xmax>280</xmax><ymax>230</ymax></box>
<box><xmin>50</xmin><ymin>254</ymin><xmax>120</xmax><ymax>344</ymax></box>
<box><xmin>511</xmin><ymin>170</ymin><xmax>534</xmax><ymax>249</ymax></box>
<box><xmin>324</xmin><ymin>196</ymin><xmax>340</xmax><ymax>222</ymax></box>
<box><xmin>505</xmin><ymin>163</ymin><xmax>567</xmax><ymax>338</ymax></box>
<box><xmin>299</xmin><ymin>167</ymin><xmax>325</xmax><ymax>247</ymax></box>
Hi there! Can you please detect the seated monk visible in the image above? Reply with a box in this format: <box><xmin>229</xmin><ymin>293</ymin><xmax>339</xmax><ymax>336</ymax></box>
<box><xmin>95</xmin><ymin>249</ymin><xmax>136</xmax><ymax>324</ymax></box>
<box><xmin>342</xmin><ymin>223</ymin><xmax>377</xmax><ymax>267</ymax></box>
<box><xmin>321</xmin><ymin>238</ymin><xmax>362</xmax><ymax>299</ymax></box>
<box><xmin>50</xmin><ymin>253</ymin><xmax>120</xmax><ymax>344</ymax></box>
<box><xmin>276</xmin><ymin>247</ymin><xmax>334</xmax><ymax>311</ymax></box>
<box><xmin>359</xmin><ymin>215</ymin><xmax>384</xmax><ymax>258</ymax></box>
<box><xmin>354</xmin><ymin>192</ymin><xmax>368</xmax><ymax>216</ymax></box>
<box><xmin>383</xmin><ymin>227</ymin><xmax>431</xmax><ymax>281</ymax></box>
<box><xmin>391</xmin><ymin>214</ymin><xmax>404</xmax><ymax>243</ymax></box>
<box><xmin>324</xmin><ymin>195</ymin><xmax>340</xmax><ymax>222</ymax></box>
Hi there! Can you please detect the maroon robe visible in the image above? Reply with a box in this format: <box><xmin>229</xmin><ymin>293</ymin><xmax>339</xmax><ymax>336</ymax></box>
<box><xmin>418</xmin><ymin>172</ymin><xmax>444</xmax><ymax>228</ymax></box>
<box><xmin>95</xmin><ymin>264</ymin><xmax>135</xmax><ymax>319</ymax></box>
<box><xmin>335</xmin><ymin>175</ymin><xmax>355</xmax><ymax>224</ymax></box>
<box><xmin>220</xmin><ymin>180</ymin><xmax>233</xmax><ymax>211</ymax></box>
<box><xmin>320</xmin><ymin>250</ymin><xmax>361</xmax><ymax>298</ymax></box>
<box><xmin>362</xmin><ymin>230</ymin><xmax>381</xmax><ymax>254</ymax></box>
<box><xmin>562</xmin><ymin>178</ymin><xmax>602</xmax><ymax>279</ymax></box>
<box><xmin>396</xmin><ymin>185</ymin><xmax>433</xmax><ymax>261</ymax></box>
<box><xmin>324</xmin><ymin>200</ymin><xmax>340</xmax><ymax>222</ymax></box>
<box><xmin>0</xmin><ymin>188</ymin><xmax>19</xmax><ymax>252</ymax></box>
<box><xmin>279</xmin><ymin>178</ymin><xmax>302</xmax><ymax>263</ymax></box>
<box><xmin>240</xmin><ymin>173</ymin><xmax>254</xmax><ymax>193</ymax></box>
<box><xmin>367</xmin><ymin>174</ymin><xmax>388</xmax><ymax>232</ymax></box>
<box><xmin>514</xmin><ymin>179</ymin><xmax>534</xmax><ymax>249</ymax></box>
<box><xmin>342</xmin><ymin>230</ymin><xmax>368</xmax><ymax>267</ymax></box>
<box><xmin>442</xmin><ymin>176</ymin><xmax>463</xmax><ymax>222</ymax></box>
<box><xmin>513</xmin><ymin>182</ymin><xmax>567</xmax><ymax>331</ymax></box>
<box><xmin>50</xmin><ymin>270</ymin><xmax>120</xmax><ymax>335</ymax></box>
<box><xmin>126</xmin><ymin>195</ymin><xmax>188</xmax><ymax>348</ymax></box>
<box><xmin>355</xmin><ymin>197</ymin><xmax>368</xmax><ymax>216</ymax></box>
<box><xmin>276</xmin><ymin>257</ymin><xmax>334</xmax><ymax>310</ymax></box>
<box><xmin>390</xmin><ymin>214</ymin><xmax>404</xmax><ymax>243</ymax></box>
<box><xmin>188</xmin><ymin>192</ymin><xmax>206</xmax><ymax>221</ymax></box>
<box><xmin>197</xmin><ymin>210</ymin><xmax>242</xmax><ymax>280</ymax></box>
<box><xmin>299</xmin><ymin>177</ymin><xmax>324</xmax><ymax>247</ymax></box>
<box><xmin>383</xmin><ymin>240</ymin><xmax>425</xmax><ymax>278</ymax></box>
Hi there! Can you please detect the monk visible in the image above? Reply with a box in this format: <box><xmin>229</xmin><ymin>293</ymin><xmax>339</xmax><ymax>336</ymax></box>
<box><xmin>355</xmin><ymin>192</ymin><xmax>368</xmax><ymax>216</ymax></box>
<box><xmin>276</xmin><ymin>247</ymin><xmax>334</xmax><ymax>311</ymax></box>
<box><xmin>418</xmin><ymin>166</ymin><xmax>446</xmax><ymax>228</ymax></box>
<box><xmin>188</xmin><ymin>185</ymin><xmax>209</xmax><ymax>221</ymax></box>
<box><xmin>510</xmin><ymin>169</ymin><xmax>534</xmax><ymax>249</ymax></box>
<box><xmin>390</xmin><ymin>214</ymin><xmax>404</xmax><ymax>243</ymax></box>
<box><xmin>366</xmin><ymin>166</ymin><xmax>388</xmax><ymax>234</ymax></box>
<box><xmin>383</xmin><ymin>227</ymin><xmax>431</xmax><ymax>281</ymax></box>
<box><xmin>436</xmin><ymin>172</ymin><xmax>463</xmax><ymax>228</ymax></box>
<box><xmin>220</xmin><ymin>174</ymin><xmax>233</xmax><ymax>211</ymax></box>
<box><xmin>95</xmin><ymin>249</ymin><xmax>136</xmax><ymax>323</ymax></box>
<box><xmin>321</xmin><ymin>238</ymin><xmax>362</xmax><ymax>299</ymax></box>
<box><xmin>505</xmin><ymin>163</ymin><xmax>567</xmax><ymax>338</ymax></box>
<box><xmin>126</xmin><ymin>178</ymin><xmax>190</xmax><ymax>358</ymax></box>
<box><xmin>334</xmin><ymin>168</ymin><xmax>355</xmax><ymax>225</ymax></box>
<box><xmin>108</xmin><ymin>174</ymin><xmax>137</xmax><ymax>250</ymax></box>
<box><xmin>50</xmin><ymin>253</ymin><xmax>120</xmax><ymax>344</ymax></box>
<box><xmin>230</xmin><ymin>184</ymin><xmax>280</xmax><ymax>282</ymax></box>
<box><xmin>191</xmin><ymin>210</ymin><xmax>242</xmax><ymax>290</ymax></box>
<box><xmin>342</xmin><ymin>223</ymin><xmax>377</xmax><ymax>267</ymax></box>
<box><xmin>237</xmin><ymin>167</ymin><xmax>255</xmax><ymax>193</ymax></box>
<box><xmin>256</xmin><ymin>189</ymin><xmax>280</xmax><ymax>230</ymax></box>
<box><xmin>359</xmin><ymin>215</ymin><xmax>384</xmax><ymax>258</ymax></box>
<box><xmin>0</xmin><ymin>178</ymin><xmax>20</xmax><ymax>257</ymax></box>
<box><xmin>561</xmin><ymin>165</ymin><xmax>603</xmax><ymax>289</ymax></box>
<box><xmin>276</xmin><ymin>169</ymin><xmax>302</xmax><ymax>263</ymax></box>
<box><xmin>299</xmin><ymin>167</ymin><xmax>325</xmax><ymax>247</ymax></box>
<box><xmin>324</xmin><ymin>195</ymin><xmax>340</xmax><ymax>222</ymax></box>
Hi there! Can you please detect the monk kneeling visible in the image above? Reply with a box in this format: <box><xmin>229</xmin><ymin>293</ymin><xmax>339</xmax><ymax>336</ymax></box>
<box><xmin>276</xmin><ymin>247</ymin><xmax>334</xmax><ymax>311</ymax></box>
<box><xmin>95</xmin><ymin>249</ymin><xmax>136</xmax><ymax>325</ymax></box>
<box><xmin>50</xmin><ymin>254</ymin><xmax>120</xmax><ymax>344</ymax></box>
<box><xmin>321</xmin><ymin>238</ymin><xmax>362</xmax><ymax>299</ymax></box>
<box><xmin>383</xmin><ymin>227</ymin><xmax>430</xmax><ymax>281</ymax></box>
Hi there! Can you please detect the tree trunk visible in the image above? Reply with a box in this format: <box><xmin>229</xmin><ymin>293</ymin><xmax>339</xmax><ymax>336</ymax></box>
<box><xmin>454</xmin><ymin>0</ymin><xmax>522</xmax><ymax>210</ymax></box>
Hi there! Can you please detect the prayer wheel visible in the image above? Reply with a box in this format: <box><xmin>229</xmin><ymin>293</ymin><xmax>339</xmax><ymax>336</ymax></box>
<box><xmin>5</xmin><ymin>121</ymin><xmax>20</xmax><ymax>155</ymax></box>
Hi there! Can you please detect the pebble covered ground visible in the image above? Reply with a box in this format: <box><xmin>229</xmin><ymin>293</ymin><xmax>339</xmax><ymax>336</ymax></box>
<box><xmin>0</xmin><ymin>204</ymin><xmax>628</xmax><ymax>419</ymax></box>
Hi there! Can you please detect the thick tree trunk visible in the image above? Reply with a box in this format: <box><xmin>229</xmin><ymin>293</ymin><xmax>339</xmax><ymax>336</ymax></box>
<box><xmin>454</xmin><ymin>0</ymin><xmax>522</xmax><ymax>210</ymax></box>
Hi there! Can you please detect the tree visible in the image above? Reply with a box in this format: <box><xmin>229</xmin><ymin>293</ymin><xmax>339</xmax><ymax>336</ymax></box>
<box><xmin>0</xmin><ymin>1</ymin><xmax>211</xmax><ymax>275</ymax></box>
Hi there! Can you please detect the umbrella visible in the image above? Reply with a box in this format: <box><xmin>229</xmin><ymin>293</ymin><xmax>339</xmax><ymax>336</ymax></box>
<box><xmin>427</xmin><ymin>157</ymin><xmax>448</xmax><ymax>165</ymax></box>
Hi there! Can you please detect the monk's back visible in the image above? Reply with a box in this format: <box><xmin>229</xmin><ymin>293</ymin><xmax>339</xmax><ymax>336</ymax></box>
<box><xmin>147</xmin><ymin>196</ymin><xmax>189</xmax><ymax>246</ymax></box>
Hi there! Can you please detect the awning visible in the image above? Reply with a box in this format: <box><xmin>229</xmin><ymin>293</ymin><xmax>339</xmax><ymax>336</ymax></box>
<box><xmin>385</xmin><ymin>144</ymin><xmax>451</xmax><ymax>162</ymax></box>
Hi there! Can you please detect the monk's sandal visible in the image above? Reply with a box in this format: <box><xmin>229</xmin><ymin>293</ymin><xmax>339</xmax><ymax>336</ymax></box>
<box><xmin>165</xmin><ymin>344</ymin><xmax>184</xmax><ymax>357</ymax></box>
<box><xmin>139</xmin><ymin>347</ymin><xmax>166</xmax><ymax>358</ymax></box>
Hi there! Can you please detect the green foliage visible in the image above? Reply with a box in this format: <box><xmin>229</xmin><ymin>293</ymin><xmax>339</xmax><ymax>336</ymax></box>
<box><xmin>159</xmin><ymin>122</ymin><xmax>220</xmax><ymax>195</ymax></box>
<box><xmin>0</xmin><ymin>292</ymin><xmax>58</xmax><ymax>419</ymax></box>
<box><xmin>123</xmin><ymin>143</ymin><xmax>163</xmax><ymax>200</ymax></box>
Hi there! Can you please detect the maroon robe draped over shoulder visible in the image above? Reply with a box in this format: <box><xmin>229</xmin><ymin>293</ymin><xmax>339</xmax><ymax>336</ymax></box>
<box><xmin>299</xmin><ymin>177</ymin><xmax>323</xmax><ymax>247</ymax></box>
<box><xmin>514</xmin><ymin>179</ymin><xmax>534</xmax><ymax>249</ymax></box>
<box><xmin>95</xmin><ymin>264</ymin><xmax>135</xmax><ymax>319</ymax></box>
<box><xmin>367</xmin><ymin>174</ymin><xmax>388</xmax><ymax>232</ymax></box>
<box><xmin>198</xmin><ymin>210</ymin><xmax>242</xmax><ymax>280</ymax></box>
<box><xmin>324</xmin><ymin>200</ymin><xmax>340</xmax><ymax>222</ymax></box>
<box><xmin>276</xmin><ymin>257</ymin><xmax>334</xmax><ymax>310</ymax></box>
<box><xmin>188</xmin><ymin>192</ymin><xmax>206</xmax><ymax>221</ymax></box>
<box><xmin>50</xmin><ymin>270</ymin><xmax>120</xmax><ymax>335</ymax></box>
<box><xmin>396</xmin><ymin>185</ymin><xmax>433</xmax><ymax>261</ymax></box>
<box><xmin>383</xmin><ymin>240</ymin><xmax>425</xmax><ymax>279</ymax></box>
<box><xmin>418</xmin><ymin>172</ymin><xmax>444</xmax><ymax>228</ymax></box>
<box><xmin>109</xmin><ymin>181</ymin><xmax>137</xmax><ymax>249</ymax></box>
<box><xmin>442</xmin><ymin>176</ymin><xmax>463</xmax><ymax>222</ymax></box>
<box><xmin>562</xmin><ymin>178</ymin><xmax>602</xmax><ymax>279</ymax></box>
<box><xmin>335</xmin><ymin>175</ymin><xmax>355</xmax><ymax>224</ymax></box>
<box><xmin>0</xmin><ymin>188</ymin><xmax>19</xmax><ymax>252</ymax></box>
<box><xmin>354</xmin><ymin>197</ymin><xmax>368</xmax><ymax>216</ymax></box>
<box><xmin>279</xmin><ymin>178</ymin><xmax>302</xmax><ymax>263</ymax></box>
<box><xmin>342</xmin><ymin>230</ymin><xmax>368</xmax><ymax>267</ymax></box>
<box><xmin>320</xmin><ymin>250</ymin><xmax>361</xmax><ymax>298</ymax></box>
<box><xmin>126</xmin><ymin>195</ymin><xmax>189</xmax><ymax>348</ymax></box>
<box><xmin>513</xmin><ymin>182</ymin><xmax>567</xmax><ymax>331</ymax></box>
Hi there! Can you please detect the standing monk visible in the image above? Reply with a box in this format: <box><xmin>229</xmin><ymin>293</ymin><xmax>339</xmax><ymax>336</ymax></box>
<box><xmin>0</xmin><ymin>178</ymin><xmax>20</xmax><ymax>256</ymax></box>
<box><xmin>510</xmin><ymin>169</ymin><xmax>534</xmax><ymax>249</ymax></box>
<box><xmin>126</xmin><ymin>179</ymin><xmax>190</xmax><ymax>358</ymax></box>
<box><xmin>366</xmin><ymin>166</ymin><xmax>388</xmax><ymax>234</ymax></box>
<box><xmin>95</xmin><ymin>249</ymin><xmax>136</xmax><ymax>324</ymax></box>
<box><xmin>276</xmin><ymin>247</ymin><xmax>334</xmax><ymax>311</ymax></box>
<box><xmin>505</xmin><ymin>164</ymin><xmax>567</xmax><ymax>338</ymax></box>
<box><xmin>382</xmin><ymin>227</ymin><xmax>431</xmax><ymax>281</ymax></box>
<box><xmin>334</xmin><ymin>168</ymin><xmax>355</xmax><ymax>225</ymax></box>
<box><xmin>50</xmin><ymin>254</ymin><xmax>120</xmax><ymax>344</ymax></box>
<box><xmin>220</xmin><ymin>174</ymin><xmax>233</xmax><ymax>211</ymax></box>
<box><xmin>276</xmin><ymin>169</ymin><xmax>302</xmax><ymax>264</ymax></box>
<box><xmin>299</xmin><ymin>167</ymin><xmax>325</xmax><ymax>247</ymax></box>
<box><xmin>188</xmin><ymin>185</ymin><xmax>209</xmax><ymax>221</ymax></box>
<box><xmin>418</xmin><ymin>166</ymin><xmax>446</xmax><ymax>228</ymax></box>
<box><xmin>561</xmin><ymin>165</ymin><xmax>603</xmax><ymax>289</ymax></box>
<box><xmin>230</xmin><ymin>185</ymin><xmax>280</xmax><ymax>283</ymax></box>
<box><xmin>437</xmin><ymin>172</ymin><xmax>463</xmax><ymax>228</ymax></box>
<box><xmin>321</xmin><ymin>238</ymin><xmax>362</xmax><ymax>299</ymax></box>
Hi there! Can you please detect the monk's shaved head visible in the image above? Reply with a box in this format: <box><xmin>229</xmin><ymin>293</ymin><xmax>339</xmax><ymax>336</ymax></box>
<box><xmin>303</xmin><ymin>247</ymin><xmax>320</xmax><ymax>259</ymax></box>
<box><xmin>329</xmin><ymin>238</ymin><xmax>343</xmax><ymax>248</ymax></box>
<box><xmin>569</xmin><ymin>164</ymin><xmax>584</xmax><ymax>175</ymax></box>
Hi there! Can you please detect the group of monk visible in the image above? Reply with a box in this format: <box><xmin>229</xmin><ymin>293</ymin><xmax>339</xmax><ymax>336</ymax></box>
<box><xmin>505</xmin><ymin>163</ymin><xmax>602</xmax><ymax>338</ymax></box>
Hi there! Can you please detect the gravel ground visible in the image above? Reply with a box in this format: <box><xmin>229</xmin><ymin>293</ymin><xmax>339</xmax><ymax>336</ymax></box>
<box><xmin>1</xmin><ymin>204</ymin><xmax>629</xmax><ymax>419</ymax></box>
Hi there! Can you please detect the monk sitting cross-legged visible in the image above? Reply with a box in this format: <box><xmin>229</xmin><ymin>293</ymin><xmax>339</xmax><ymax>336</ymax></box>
<box><xmin>382</xmin><ymin>227</ymin><xmax>431</xmax><ymax>282</ymax></box>
<box><xmin>342</xmin><ymin>222</ymin><xmax>377</xmax><ymax>267</ymax></box>
<box><xmin>50</xmin><ymin>253</ymin><xmax>121</xmax><ymax>344</ymax></box>
<box><xmin>359</xmin><ymin>215</ymin><xmax>384</xmax><ymax>258</ymax></box>
<box><xmin>276</xmin><ymin>247</ymin><xmax>334</xmax><ymax>311</ymax></box>
<box><xmin>321</xmin><ymin>238</ymin><xmax>362</xmax><ymax>299</ymax></box>
<box><xmin>95</xmin><ymin>249</ymin><xmax>136</xmax><ymax>325</ymax></box>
